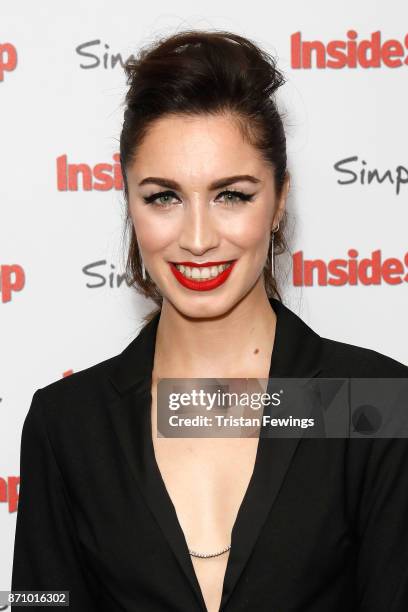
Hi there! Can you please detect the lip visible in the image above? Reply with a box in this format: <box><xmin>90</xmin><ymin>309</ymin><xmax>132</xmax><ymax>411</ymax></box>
<box><xmin>169</xmin><ymin>260</ymin><xmax>237</xmax><ymax>291</ymax></box>
<box><xmin>170</xmin><ymin>260</ymin><xmax>235</xmax><ymax>268</ymax></box>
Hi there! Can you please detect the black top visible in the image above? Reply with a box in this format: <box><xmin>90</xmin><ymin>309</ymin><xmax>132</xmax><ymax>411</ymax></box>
<box><xmin>11</xmin><ymin>297</ymin><xmax>408</xmax><ymax>611</ymax></box>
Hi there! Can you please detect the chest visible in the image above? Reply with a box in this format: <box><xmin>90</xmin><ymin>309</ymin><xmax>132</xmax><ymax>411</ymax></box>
<box><xmin>150</xmin><ymin>381</ymin><xmax>260</xmax><ymax>612</ymax></box>
<box><xmin>65</xmin><ymin>388</ymin><xmax>356</xmax><ymax>611</ymax></box>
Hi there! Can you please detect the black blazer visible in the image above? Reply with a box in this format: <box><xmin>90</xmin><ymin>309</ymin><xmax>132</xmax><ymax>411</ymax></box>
<box><xmin>11</xmin><ymin>297</ymin><xmax>408</xmax><ymax>611</ymax></box>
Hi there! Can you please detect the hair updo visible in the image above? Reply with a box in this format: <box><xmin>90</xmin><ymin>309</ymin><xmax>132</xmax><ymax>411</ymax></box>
<box><xmin>119</xmin><ymin>29</ymin><xmax>289</xmax><ymax>322</ymax></box>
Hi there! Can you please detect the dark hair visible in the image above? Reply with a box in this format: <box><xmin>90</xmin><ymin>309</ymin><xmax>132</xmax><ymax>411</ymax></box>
<box><xmin>119</xmin><ymin>29</ymin><xmax>290</xmax><ymax>324</ymax></box>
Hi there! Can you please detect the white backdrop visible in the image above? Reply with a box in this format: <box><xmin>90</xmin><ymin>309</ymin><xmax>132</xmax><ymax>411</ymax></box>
<box><xmin>1</xmin><ymin>0</ymin><xmax>407</xmax><ymax>597</ymax></box>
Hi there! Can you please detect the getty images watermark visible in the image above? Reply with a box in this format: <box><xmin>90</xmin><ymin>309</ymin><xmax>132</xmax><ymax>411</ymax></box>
<box><xmin>156</xmin><ymin>378</ymin><xmax>408</xmax><ymax>438</ymax></box>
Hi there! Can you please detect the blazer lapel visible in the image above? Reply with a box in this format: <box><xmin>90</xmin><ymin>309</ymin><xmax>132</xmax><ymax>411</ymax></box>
<box><xmin>219</xmin><ymin>298</ymin><xmax>324</xmax><ymax>610</ymax></box>
<box><xmin>107</xmin><ymin>297</ymin><xmax>324</xmax><ymax>612</ymax></box>
<box><xmin>106</xmin><ymin>315</ymin><xmax>208</xmax><ymax>610</ymax></box>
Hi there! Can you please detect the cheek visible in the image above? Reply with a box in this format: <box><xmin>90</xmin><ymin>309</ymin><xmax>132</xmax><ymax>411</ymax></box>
<box><xmin>221</xmin><ymin>211</ymin><xmax>270</xmax><ymax>249</ymax></box>
<box><xmin>131</xmin><ymin>208</ymin><xmax>179</xmax><ymax>253</ymax></box>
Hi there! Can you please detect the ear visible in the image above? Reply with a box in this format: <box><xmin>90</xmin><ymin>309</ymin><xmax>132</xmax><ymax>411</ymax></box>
<box><xmin>272</xmin><ymin>171</ymin><xmax>290</xmax><ymax>230</ymax></box>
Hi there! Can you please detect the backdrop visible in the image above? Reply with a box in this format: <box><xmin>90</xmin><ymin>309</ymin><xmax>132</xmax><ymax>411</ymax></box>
<box><xmin>1</xmin><ymin>0</ymin><xmax>407</xmax><ymax>596</ymax></box>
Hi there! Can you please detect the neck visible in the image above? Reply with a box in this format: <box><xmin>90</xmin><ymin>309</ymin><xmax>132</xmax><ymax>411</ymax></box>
<box><xmin>153</xmin><ymin>281</ymin><xmax>277</xmax><ymax>380</ymax></box>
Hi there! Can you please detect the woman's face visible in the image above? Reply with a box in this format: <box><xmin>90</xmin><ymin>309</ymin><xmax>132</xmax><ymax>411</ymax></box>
<box><xmin>126</xmin><ymin>113</ymin><xmax>289</xmax><ymax>318</ymax></box>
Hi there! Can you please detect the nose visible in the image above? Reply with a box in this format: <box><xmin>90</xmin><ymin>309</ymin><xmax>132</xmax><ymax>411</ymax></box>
<box><xmin>177</xmin><ymin>198</ymin><xmax>220</xmax><ymax>255</ymax></box>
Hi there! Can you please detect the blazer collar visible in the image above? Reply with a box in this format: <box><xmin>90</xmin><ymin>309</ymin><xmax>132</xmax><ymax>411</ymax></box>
<box><xmin>106</xmin><ymin>297</ymin><xmax>324</xmax><ymax>611</ymax></box>
<box><xmin>109</xmin><ymin>297</ymin><xmax>324</xmax><ymax>394</ymax></box>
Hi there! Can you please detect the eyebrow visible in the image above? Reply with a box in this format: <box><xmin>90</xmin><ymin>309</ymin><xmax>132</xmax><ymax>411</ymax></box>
<box><xmin>138</xmin><ymin>174</ymin><xmax>261</xmax><ymax>190</ymax></box>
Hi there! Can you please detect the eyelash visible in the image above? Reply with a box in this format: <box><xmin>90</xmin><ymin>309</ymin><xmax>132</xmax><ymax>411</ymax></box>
<box><xmin>143</xmin><ymin>189</ymin><xmax>254</xmax><ymax>208</ymax></box>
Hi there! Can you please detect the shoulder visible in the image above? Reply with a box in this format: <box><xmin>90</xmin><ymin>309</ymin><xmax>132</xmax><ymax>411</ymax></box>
<box><xmin>319</xmin><ymin>338</ymin><xmax>408</xmax><ymax>503</ymax></box>
<box><xmin>319</xmin><ymin>336</ymin><xmax>408</xmax><ymax>378</ymax></box>
<box><xmin>28</xmin><ymin>352</ymin><xmax>122</xmax><ymax>431</ymax></box>
<box><xmin>21</xmin><ymin>352</ymin><xmax>129</xmax><ymax>489</ymax></box>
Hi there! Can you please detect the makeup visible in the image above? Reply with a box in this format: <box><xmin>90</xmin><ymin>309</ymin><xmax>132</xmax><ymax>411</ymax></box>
<box><xmin>169</xmin><ymin>260</ymin><xmax>237</xmax><ymax>291</ymax></box>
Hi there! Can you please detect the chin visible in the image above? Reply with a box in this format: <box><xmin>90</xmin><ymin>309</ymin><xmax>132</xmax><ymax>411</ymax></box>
<box><xmin>169</xmin><ymin>292</ymin><xmax>236</xmax><ymax>320</ymax></box>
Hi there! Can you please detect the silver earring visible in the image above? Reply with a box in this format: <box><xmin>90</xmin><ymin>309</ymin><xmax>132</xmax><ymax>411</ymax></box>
<box><xmin>142</xmin><ymin>260</ymin><xmax>146</xmax><ymax>281</ymax></box>
<box><xmin>271</xmin><ymin>221</ymin><xmax>279</xmax><ymax>277</ymax></box>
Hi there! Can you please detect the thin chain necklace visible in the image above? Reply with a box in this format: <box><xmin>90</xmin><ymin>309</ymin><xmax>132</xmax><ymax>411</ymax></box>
<box><xmin>188</xmin><ymin>543</ymin><xmax>231</xmax><ymax>558</ymax></box>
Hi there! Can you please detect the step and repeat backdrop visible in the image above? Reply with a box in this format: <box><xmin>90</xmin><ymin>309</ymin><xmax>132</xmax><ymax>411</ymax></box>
<box><xmin>1</xmin><ymin>0</ymin><xmax>407</xmax><ymax>596</ymax></box>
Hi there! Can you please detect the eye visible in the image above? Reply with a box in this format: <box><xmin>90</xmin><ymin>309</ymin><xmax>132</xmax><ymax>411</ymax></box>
<box><xmin>216</xmin><ymin>190</ymin><xmax>254</xmax><ymax>206</ymax></box>
<box><xmin>142</xmin><ymin>188</ymin><xmax>254</xmax><ymax>208</ymax></box>
<box><xmin>143</xmin><ymin>190</ymin><xmax>180</xmax><ymax>208</ymax></box>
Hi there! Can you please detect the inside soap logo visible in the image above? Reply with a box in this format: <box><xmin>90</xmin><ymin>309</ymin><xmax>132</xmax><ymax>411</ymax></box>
<box><xmin>291</xmin><ymin>30</ymin><xmax>408</xmax><ymax>69</ymax></box>
<box><xmin>293</xmin><ymin>250</ymin><xmax>408</xmax><ymax>286</ymax></box>
<box><xmin>0</xmin><ymin>476</ymin><xmax>19</xmax><ymax>513</ymax></box>
<box><xmin>0</xmin><ymin>42</ymin><xmax>17</xmax><ymax>81</ymax></box>
<box><xmin>0</xmin><ymin>264</ymin><xmax>25</xmax><ymax>303</ymax></box>
<box><xmin>56</xmin><ymin>153</ymin><xmax>123</xmax><ymax>191</ymax></box>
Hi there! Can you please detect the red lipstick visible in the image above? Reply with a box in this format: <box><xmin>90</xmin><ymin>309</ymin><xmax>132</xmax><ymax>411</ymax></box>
<box><xmin>169</xmin><ymin>260</ymin><xmax>237</xmax><ymax>291</ymax></box>
<box><xmin>171</xmin><ymin>260</ymin><xmax>233</xmax><ymax>267</ymax></box>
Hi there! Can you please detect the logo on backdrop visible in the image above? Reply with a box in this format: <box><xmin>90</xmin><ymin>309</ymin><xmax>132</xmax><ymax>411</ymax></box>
<box><xmin>76</xmin><ymin>39</ymin><xmax>136</xmax><ymax>69</ymax></box>
<box><xmin>293</xmin><ymin>250</ymin><xmax>408</xmax><ymax>286</ymax></box>
<box><xmin>0</xmin><ymin>265</ymin><xmax>25</xmax><ymax>303</ymax></box>
<box><xmin>56</xmin><ymin>153</ymin><xmax>123</xmax><ymax>191</ymax></box>
<box><xmin>0</xmin><ymin>42</ymin><xmax>17</xmax><ymax>82</ymax></box>
<box><xmin>334</xmin><ymin>156</ymin><xmax>408</xmax><ymax>195</ymax></box>
<box><xmin>0</xmin><ymin>476</ymin><xmax>19</xmax><ymax>513</ymax></box>
<box><xmin>291</xmin><ymin>30</ymin><xmax>408</xmax><ymax>69</ymax></box>
<box><xmin>82</xmin><ymin>260</ymin><xmax>131</xmax><ymax>288</ymax></box>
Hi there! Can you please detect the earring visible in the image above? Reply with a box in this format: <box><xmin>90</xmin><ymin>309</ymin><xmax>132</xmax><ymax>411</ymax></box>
<box><xmin>142</xmin><ymin>260</ymin><xmax>146</xmax><ymax>281</ymax></box>
<box><xmin>271</xmin><ymin>221</ymin><xmax>280</xmax><ymax>277</ymax></box>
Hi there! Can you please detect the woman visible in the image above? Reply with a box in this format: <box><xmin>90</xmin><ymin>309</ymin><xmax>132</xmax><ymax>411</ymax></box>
<box><xmin>11</xmin><ymin>30</ymin><xmax>408</xmax><ymax>612</ymax></box>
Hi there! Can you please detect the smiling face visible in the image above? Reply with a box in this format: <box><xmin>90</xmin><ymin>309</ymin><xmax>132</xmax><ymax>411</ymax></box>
<box><xmin>126</xmin><ymin>112</ymin><xmax>289</xmax><ymax>318</ymax></box>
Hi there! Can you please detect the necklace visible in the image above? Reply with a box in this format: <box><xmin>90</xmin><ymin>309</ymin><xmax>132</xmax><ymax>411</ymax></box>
<box><xmin>188</xmin><ymin>543</ymin><xmax>231</xmax><ymax>558</ymax></box>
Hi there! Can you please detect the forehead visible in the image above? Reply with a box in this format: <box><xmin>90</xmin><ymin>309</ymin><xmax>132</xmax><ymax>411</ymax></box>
<box><xmin>128</xmin><ymin>113</ymin><xmax>268</xmax><ymax>183</ymax></box>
